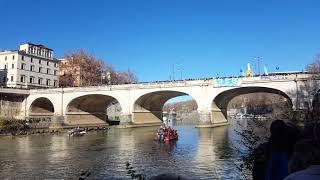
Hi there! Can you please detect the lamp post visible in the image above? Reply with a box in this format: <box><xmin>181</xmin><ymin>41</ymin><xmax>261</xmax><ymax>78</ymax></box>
<box><xmin>177</xmin><ymin>65</ymin><xmax>183</xmax><ymax>80</ymax></box>
<box><xmin>172</xmin><ymin>63</ymin><xmax>183</xmax><ymax>81</ymax></box>
<box><xmin>254</xmin><ymin>56</ymin><xmax>262</xmax><ymax>76</ymax></box>
<box><xmin>172</xmin><ymin>64</ymin><xmax>175</xmax><ymax>81</ymax></box>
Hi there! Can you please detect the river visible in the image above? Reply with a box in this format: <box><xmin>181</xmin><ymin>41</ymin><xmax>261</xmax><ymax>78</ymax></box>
<box><xmin>0</xmin><ymin>121</ymin><xmax>247</xmax><ymax>179</ymax></box>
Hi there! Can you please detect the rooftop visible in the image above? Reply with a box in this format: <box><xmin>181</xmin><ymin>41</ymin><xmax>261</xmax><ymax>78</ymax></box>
<box><xmin>24</xmin><ymin>42</ymin><xmax>53</xmax><ymax>51</ymax></box>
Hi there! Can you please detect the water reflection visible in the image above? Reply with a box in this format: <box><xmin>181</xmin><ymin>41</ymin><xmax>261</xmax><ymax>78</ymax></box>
<box><xmin>0</xmin><ymin>123</ymin><xmax>243</xmax><ymax>179</ymax></box>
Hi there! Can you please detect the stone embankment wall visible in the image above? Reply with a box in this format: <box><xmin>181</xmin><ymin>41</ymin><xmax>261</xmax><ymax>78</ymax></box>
<box><xmin>0</xmin><ymin>94</ymin><xmax>24</xmax><ymax>118</ymax></box>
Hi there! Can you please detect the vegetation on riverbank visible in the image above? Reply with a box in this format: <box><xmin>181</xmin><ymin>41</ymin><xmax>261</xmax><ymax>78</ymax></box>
<box><xmin>0</xmin><ymin>118</ymin><xmax>30</xmax><ymax>135</ymax></box>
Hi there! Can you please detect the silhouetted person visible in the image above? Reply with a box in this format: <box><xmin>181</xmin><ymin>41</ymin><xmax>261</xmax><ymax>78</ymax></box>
<box><xmin>252</xmin><ymin>120</ymin><xmax>301</xmax><ymax>180</ymax></box>
<box><xmin>264</xmin><ymin>120</ymin><xmax>292</xmax><ymax>180</ymax></box>
<box><xmin>284</xmin><ymin>123</ymin><xmax>320</xmax><ymax>180</ymax></box>
<box><xmin>302</xmin><ymin>123</ymin><xmax>320</xmax><ymax>141</ymax></box>
<box><xmin>285</xmin><ymin>140</ymin><xmax>320</xmax><ymax>180</ymax></box>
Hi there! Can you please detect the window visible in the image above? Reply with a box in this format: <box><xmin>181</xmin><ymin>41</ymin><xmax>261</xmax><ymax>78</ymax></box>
<box><xmin>10</xmin><ymin>76</ymin><xmax>13</xmax><ymax>82</ymax></box>
<box><xmin>54</xmin><ymin>70</ymin><xmax>57</xmax><ymax>75</ymax></box>
<box><xmin>3</xmin><ymin>77</ymin><xmax>6</xmax><ymax>83</ymax></box>
<box><xmin>39</xmin><ymin>67</ymin><xmax>42</xmax><ymax>73</ymax></box>
<box><xmin>38</xmin><ymin>78</ymin><xmax>42</xmax><ymax>85</ymax></box>
<box><xmin>21</xmin><ymin>63</ymin><xmax>26</xmax><ymax>70</ymax></box>
<box><xmin>20</xmin><ymin>75</ymin><xmax>25</xmax><ymax>83</ymax></box>
<box><xmin>54</xmin><ymin>63</ymin><xmax>57</xmax><ymax>67</ymax></box>
<box><xmin>31</xmin><ymin>58</ymin><xmax>33</xmax><ymax>62</ymax></box>
<box><xmin>4</xmin><ymin>65</ymin><xmax>7</xmax><ymax>69</ymax></box>
<box><xmin>22</xmin><ymin>56</ymin><xmax>24</xmax><ymax>60</ymax></box>
<box><xmin>54</xmin><ymin>80</ymin><xmax>57</xmax><ymax>87</ymax></box>
<box><xmin>47</xmin><ymin>61</ymin><xmax>49</xmax><ymax>66</ymax></box>
<box><xmin>12</xmin><ymin>55</ymin><xmax>14</xmax><ymax>60</ymax></box>
<box><xmin>46</xmin><ymin>79</ymin><xmax>50</xmax><ymax>86</ymax></box>
<box><xmin>47</xmin><ymin>68</ymin><xmax>50</xmax><ymax>74</ymax></box>
<box><xmin>30</xmin><ymin>65</ymin><xmax>35</xmax><ymax>71</ymax></box>
<box><xmin>5</xmin><ymin>56</ymin><xmax>7</xmax><ymax>60</ymax></box>
<box><xmin>12</xmin><ymin>64</ymin><xmax>14</xmax><ymax>69</ymax></box>
<box><xmin>39</xmin><ymin>59</ymin><xmax>41</xmax><ymax>64</ymax></box>
<box><xmin>29</xmin><ymin>77</ymin><xmax>34</xmax><ymax>83</ymax></box>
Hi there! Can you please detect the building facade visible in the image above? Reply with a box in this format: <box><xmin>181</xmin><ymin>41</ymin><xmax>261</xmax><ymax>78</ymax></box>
<box><xmin>0</xmin><ymin>43</ymin><xmax>59</xmax><ymax>88</ymax></box>
<box><xmin>58</xmin><ymin>58</ymin><xmax>82</xmax><ymax>86</ymax></box>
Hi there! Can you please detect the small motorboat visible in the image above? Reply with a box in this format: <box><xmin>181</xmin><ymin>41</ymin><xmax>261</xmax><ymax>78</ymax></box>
<box><xmin>68</xmin><ymin>127</ymin><xmax>86</xmax><ymax>136</ymax></box>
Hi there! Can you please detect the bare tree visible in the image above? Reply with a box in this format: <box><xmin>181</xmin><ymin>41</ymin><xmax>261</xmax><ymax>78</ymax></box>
<box><xmin>59</xmin><ymin>50</ymin><xmax>139</xmax><ymax>87</ymax></box>
<box><xmin>306</xmin><ymin>54</ymin><xmax>320</xmax><ymax>73</ymax></box>
<box><xmin>59</xmin><ymin>73</ymin><xmax>76</xmax><ymax>87</ymax></box>
<box><xmin>115</xmin><ymin>69</ymin><xmax>138</xmax><ymax>84</ymax></box>
<box><xmin>59</xmin><ymin>49</ymin><xmax>104</xmax><ymax>87</ymax></box>
<box><xmin>305</xmin><ymin>54</ymin><xmax>320</xmax><ymax>121</ymax></box>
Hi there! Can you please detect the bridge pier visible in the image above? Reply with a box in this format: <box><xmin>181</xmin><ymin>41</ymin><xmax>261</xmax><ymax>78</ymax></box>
<box><xmin>132</xmin><ymin>111</ymin><xmax>162</xmax><ymax>124</ymax></box>
<box><xmin>211</xmin><ymin>109</ymin><xmax>228</xmax><ymax>124</ymax></box>
<box><xmin>115</xmin><ymin>112</ymin><xmax>162</xmax><ymax>128</ymax></box>
<box><xmin>196</xmin><ymin>110</ymin><xmax>228</xmax><ymax>128</ymax></box>
<box><xmin>119</xmin><ymin>114</ymin><xmax>132</xmax><ymax>125</ymax></box>
<box><xmin>64</xmin><ymin>112</ymin><xmax>108</xmax><ymax>127</ymax></box>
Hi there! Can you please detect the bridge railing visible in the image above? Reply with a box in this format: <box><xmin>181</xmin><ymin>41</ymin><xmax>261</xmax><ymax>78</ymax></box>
<box><xmin>17</xmin><ymin>72</ymin><xmax>317</xmax><ymax>92</ymax></box>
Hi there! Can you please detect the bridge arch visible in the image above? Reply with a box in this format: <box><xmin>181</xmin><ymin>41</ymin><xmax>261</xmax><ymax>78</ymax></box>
<box><xmin>29</xmin><ymin>97</ymin><xmax>55</xmax><ymax>115</ymax></box>
<box><xmin>132</xmin><ymin>90</ymin><xmax>199</xmax><ymax>124</ymax></box>
<box><xmin>212</xmin><ymin>86</ymin><xmax>293</xmax><ymax>123</ymax></box>
<box><xmin>65</xmin><ymin>94</ymin><xmax>121</xmax><ymax>126</ymax></box>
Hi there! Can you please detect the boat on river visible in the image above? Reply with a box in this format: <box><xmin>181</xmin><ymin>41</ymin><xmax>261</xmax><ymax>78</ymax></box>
<box><xmin>163</xmin><ymin>133</ymin><xmax>178</xmax><ymax>141</ymax></box>
<box><xmin>154</xmin><ymin>125</ymin><xmax>178</xmax><ymax>142</ymax></box>
<box><xmin>68</xmin><ymin>127</ymin><xmax>86</xmax><ymax>136</ymax></box>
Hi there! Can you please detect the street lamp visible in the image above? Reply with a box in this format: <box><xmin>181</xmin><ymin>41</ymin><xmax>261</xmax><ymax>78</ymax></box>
<box><xmin>253</xmin><ymin>56</ymin><xmax>262</xmax><ymax>76</ymax></box>
<box><xmin>172</xmin><ymin>63</ymin><xmax>183</xmax><ymax>81</ymax></box>
<box><xmin>177</xmin><ymin>65</ymin><xmax>183</xmax><ymax>80</ymax></box>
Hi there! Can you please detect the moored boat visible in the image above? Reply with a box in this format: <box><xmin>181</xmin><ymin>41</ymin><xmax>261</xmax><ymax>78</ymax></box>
<box><xmin>68</xmin><ymin>127</ymin><xmax>86</xmax><ymax>136</ymax></box>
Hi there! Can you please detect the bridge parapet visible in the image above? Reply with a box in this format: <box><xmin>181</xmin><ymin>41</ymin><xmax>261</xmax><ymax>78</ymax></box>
<box><xmin>21</xmin><ymin>72</ymin><xmax>320</xmax><ymax>128</ymax></box>
<box><xmin>26</xmin><ymin>72</ymin><xmax>313</xmax><ymax>93</ymax></box>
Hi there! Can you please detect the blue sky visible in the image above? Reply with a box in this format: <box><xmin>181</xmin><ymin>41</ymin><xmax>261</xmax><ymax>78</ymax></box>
<box><xmin>1</xmin><ymin>0</ymin><xmax>319</xmax><ymax>82</ymax></box>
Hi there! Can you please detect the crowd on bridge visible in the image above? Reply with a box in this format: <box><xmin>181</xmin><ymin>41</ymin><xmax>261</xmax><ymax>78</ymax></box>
<box><xmin>252</xmin><ymin>120</ymin><xmax>320</xmax><ymax>180</ymax></box>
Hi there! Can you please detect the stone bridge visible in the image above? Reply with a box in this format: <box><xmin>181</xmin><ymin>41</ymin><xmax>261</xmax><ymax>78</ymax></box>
<box><xmin>20</xmin><ymin>73</ymin><xmax>320</xmax><ymax>127</ymax></box>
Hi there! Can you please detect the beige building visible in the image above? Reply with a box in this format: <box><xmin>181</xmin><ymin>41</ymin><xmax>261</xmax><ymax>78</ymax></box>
<box><xmin>0</xmin><ymin>43</ymin><xmax>59</xmax><ymax>88</ymax></box>
<box><xmin>59</xmin><ymin>58</ymin><xmax>82</xmax><ymax>86</ymax></box>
